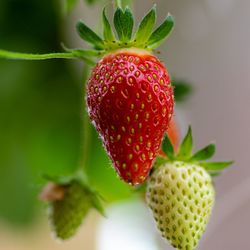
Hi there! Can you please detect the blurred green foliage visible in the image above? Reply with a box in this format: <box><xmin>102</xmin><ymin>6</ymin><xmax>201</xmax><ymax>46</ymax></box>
<box><xmin>0</xmin><ymin>0</ymin><xmax>81</xmax><ymax>226</ymax></box>
<box><xmin>0</xmin><ymin>0</ymin><xmax>133</xmax><ymax>228</ymax></box>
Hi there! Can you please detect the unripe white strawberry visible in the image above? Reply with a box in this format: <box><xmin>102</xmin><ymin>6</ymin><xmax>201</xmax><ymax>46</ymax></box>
<box><xmin>147</xmin><ymin>161</ymin><xmax>214</xmax><ymax>249</ymax></box>
<box><xmin>146</xmin><ymin>127</ymin><xmax>233</xmax><ymax>250</ymax></box>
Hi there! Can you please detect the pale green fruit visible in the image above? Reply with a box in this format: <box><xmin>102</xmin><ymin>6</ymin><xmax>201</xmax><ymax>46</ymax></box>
<box><xmin>146</xmin><ymin>161</ymin><xmax>215</xmax><ymax>250</ymax></box>
<box><xmin>49</xmin><ymin>181</ymin><xmax>92</xmax><ymax>240</ymax></box>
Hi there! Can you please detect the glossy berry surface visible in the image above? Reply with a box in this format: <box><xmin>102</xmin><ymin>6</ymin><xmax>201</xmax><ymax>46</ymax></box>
<box><xmin>87</xmin><ymin>49</ymin><xmax>174</xmax><ymax>185</ymax></box>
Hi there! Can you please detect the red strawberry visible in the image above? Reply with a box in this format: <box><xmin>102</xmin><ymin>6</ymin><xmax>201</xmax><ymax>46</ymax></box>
<box><xmin>87</xmin><ymin>49</ymin><xmax>174</xmax><ymax>184</ymax></box>
<box><xmin>72</xmin><ymin>6</ymin><xmax>175</xmax><ymax>184</ymax></box>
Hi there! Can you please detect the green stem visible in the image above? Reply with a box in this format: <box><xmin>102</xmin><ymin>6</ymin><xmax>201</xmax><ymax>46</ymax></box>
<box><xmin>0</xmin><ymin>49</ymin><xmax>78</xmax><ymax>60</ymax></box>
<box><xmin>77</xmin><ymin>64</ymin><xmax>92</xmax><ymax>182</ymax></box>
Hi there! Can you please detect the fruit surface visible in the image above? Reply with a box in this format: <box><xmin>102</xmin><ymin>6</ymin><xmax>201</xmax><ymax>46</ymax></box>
<box><xmin>49</xmin><ymin>181</ymin><xmax>92</xmax><ymax>240</ymax></box>
<box><xmin>87</xmin><ymin>48</ymin><xmax>174</xmax><ymax>185</ymax></box>
<box><xmin>146</xmin><ymin>161</ymin><xmax>215</xmax><ymax>250</ymax></box>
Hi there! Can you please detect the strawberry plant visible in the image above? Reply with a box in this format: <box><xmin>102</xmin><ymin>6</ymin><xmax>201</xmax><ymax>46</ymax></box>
<box><xmin>0</xmin><ymin>0</ymin><xmax>232</xmax><ymax>249</ymax></box>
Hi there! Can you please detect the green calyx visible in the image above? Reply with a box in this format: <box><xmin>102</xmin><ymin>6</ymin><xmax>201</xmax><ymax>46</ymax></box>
<box><xmin>156</xmin><ymin>126</ymin><xmax>233</xmax><ymax>177</ymax></box>
<box><xmin>0</xmin><ymin>5</ymin><xmax>174</xmax><ymax>63</ymax></box>
<box><xmin>76</xmin><ymin>4</ymin><xmax>174</xmax><ymax>55</ymax></box>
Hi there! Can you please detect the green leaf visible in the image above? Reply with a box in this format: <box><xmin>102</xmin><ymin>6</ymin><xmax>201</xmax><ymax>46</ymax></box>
<box><xmin>200</xmin><ymin>161</ymin><xmax>234</xmax><ymax>171</ymax></box>
<box><xmin>172</xmin><ymin>80</ymin><xmax>193</xmax><ymax>103</ymax></box>
<box><xmin>177</xmin><ymin>126</ymin><xmax>193</xmax><ymax>160</ymax></box>
<box><xmin>209</xmin><ymin>171</ymin><xmax>221</xmax><ymax>177</ymax></box>
<box><xmin>134</xmin><ymin>5</ymin><xmax>156</xmax><ymax>45</ymax></box>
<box><xmin>114</xmin><ymin>7</ymin><xmax>134</xmax><ymax>42</ymax></box>
<box><xmin>76</xmin><ymin>21</ymin><xmax>104</xmax><ymax>49</ymax></box>
<box><xmin>102</xmin><ymin>8</ymin><xmax>116</xmax><ymax>42</ymax></box>
<box><xmin>162</xmin><ymin>134</ymin><xmax>174</xmax><ymax>160</ymax></box>
<box><xmin>0</xmin><ymin>49</ymin><xmax>78</xmax><ymax>60</ymax></box>
<box><xmin>66</xmin><ymin>0</ymin><xmax>79</xmax><ymax>12</ymax></box>
<box><xmin>191</xmin><ymin>144</ymin><xmax>216</xmax><ymax>161</ymax></box>
<box><xmin>146</xmin><ymin>14</ymin><xmax>174</xmax><ymax>49</ymax></box>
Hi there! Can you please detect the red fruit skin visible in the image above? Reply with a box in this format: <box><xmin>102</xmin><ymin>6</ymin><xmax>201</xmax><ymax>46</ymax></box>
<box><xmin>87</xmin><ymin>49</ymin><xmax>174</xmax><ymax>185</ymax></box>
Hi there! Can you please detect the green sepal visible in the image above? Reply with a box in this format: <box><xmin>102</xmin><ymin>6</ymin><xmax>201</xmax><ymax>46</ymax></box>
<box><xmin>43</xmin><ymin>174</ymin><xmax>75</xmax><ymax>185</ymax></box>
<box><xmin>103</xmin><ymin>8</ymin><xmax>116</xmax><ymax>43</ymax></box>
<box><xmin>162</xmin><ymin>134</ymin><xmax>174</xmax><ymax>160</ymax></box>
<box><xmin>114</xmin><ymin>7</ymin><xmax>134</xmax><ymax>42</ymax></box>
<box><xmin>133</xmin><ymin>5</ymin><xmax>156</xmax><ymax>46</ymax></box>
<box><xmin>153</xmin><ymin>156</ymin><xmax>167</xmax><ymax>169</ymax></box>
<box><xmin>76</xmin><ymin>21</ymin><xmax>105</xmax><ymax>50</ymax></box>
<box><xmin>200</xmin><ymin>161</ymin><xmax>234</xmax><ymax>171</ymax></box>
<box><xmin>191</xmin><ymin>144</ymin><xmax>216</xmax><ymax>161</ymax></box>
<box><xmin>172</xmin><ymin>79</ymin><xmax>193</xmax><ymax>103</ymax></box>
<box><xmin>209</xmin><ymin>171</ymin><xmax>221</xmax><ymax>177</ymax></box>
<box><xmin>177</xmin><ymin>126</ymin><xmax>193</xmax><ymax>160</ymax></box>
<box><xmin>133</xmin><ymin>182</ymin><xmax>147</xmax><ymax>194</ymax></box>
<box><xmin>89</xmin><ymin>190</ymin><xmax>106</xmax><ymax>216</ymax></box>
<box><xmin>146</xmin><ymin>14</ymin><xmax>174</xmax><ymax>49</ymax></box>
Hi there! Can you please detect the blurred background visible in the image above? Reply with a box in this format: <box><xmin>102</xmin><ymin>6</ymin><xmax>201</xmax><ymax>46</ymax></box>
<box><xmin>0</xmin><ymin>0</ymin><xmax>249</xmax><ymax>249</ymax></box>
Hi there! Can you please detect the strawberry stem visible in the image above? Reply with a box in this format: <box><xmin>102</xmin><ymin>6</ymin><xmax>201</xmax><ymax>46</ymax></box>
<box><xmin>0</xmin><ymin>49</ymin><xmax>77</xmax><ymax>60</ymax></box>
<box><xmin>79</xmin><ymin>64</ymin><xmax>92</xmax><ymax>176</ymax></box>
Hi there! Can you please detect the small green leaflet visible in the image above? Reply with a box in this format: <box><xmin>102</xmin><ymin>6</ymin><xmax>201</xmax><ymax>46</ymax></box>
<box><xmin>200</xmin><ymin>161</ymin><xmax>234</xmax><ymax>171</ymax></box>
<box><xmin>103</xmin><ymin>8</ymin><xmax>116</xmax><ymax>43</ymax></box>
<box><xmin>191</xmin><ymin>144</ymin><xmax>216</xmax><ymax>161</ymax></box>
<box><xmin>133</xmin><ymin>5</ymin><xmax>156</xmax><ymax>46</ymax></box>
<box><xmin>162</xmin><ymin>134</ymin><xmax>174</xmax><ymax>160</ymax></box>
<box><xmin>177</xmin><ymin>126</ymin><xmax>193</xmax><ymax>160</ymax></box>
<box><xmin>172</xmin><ymin>80</ymin><xmax>193</xmax><ymax>103</ymax></box>
<box><xmin>76</xmin><ymin>21</ymin><xmax>105</xmax><ymax>50</ymax></box>
<box><xmin>146</xmin><ymin>14</ymin><xmax>174</xmax><ymax>49</ymax></box>
<box><xmin>114</xmin><ymin>7</ymin><xmax>134</xmax><ymax>42</ymax></box>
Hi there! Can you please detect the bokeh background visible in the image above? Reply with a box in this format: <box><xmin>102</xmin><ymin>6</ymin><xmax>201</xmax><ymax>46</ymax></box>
<box><xmin>0</xmin><ymin>0</ymin><xmax>249</xmax><ymax>249</ymax></box>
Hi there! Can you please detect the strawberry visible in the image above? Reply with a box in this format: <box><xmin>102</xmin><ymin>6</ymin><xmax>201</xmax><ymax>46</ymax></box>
<box><xmin>87</xmin><ymin>49</ymin><xmax>173</xmax><ymax>185</ymax></box>
<box><xmin>41</xmin><ymin>180</ymin><xmax>104</xmax><ymax>240</ymax></box>
<box><xmin>146</xmin><ymin>127</ymin><xmax>233</xmax><ymax>249</ymax></box>
<box><xmin>74</xmin><ymin>6</ymin><xmax>175</xmax><ymax>185</ymax></box>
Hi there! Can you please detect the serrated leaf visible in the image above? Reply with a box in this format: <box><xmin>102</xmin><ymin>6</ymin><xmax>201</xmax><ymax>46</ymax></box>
<box><xmin>162</xmin><ymin>134</ymin><xmax>174</xmax><ymax>160</ymax></box>
<box><xmin>134</xmin><ymin>5</ymin><xmax>156</xmax><ymax>45</ymax></box>
<box><xmin>76</xmin><ymin>21</ymin><xmax>104</xmax><ymax>49</ymax></box>
<box><xmin>146</xmin><ymin>14</ymin><xmax>174</xmax><ymax>49</ymax></box>
<box><xmin>200</xmin><ymin>161</ymin><xmax>234</xmax><ymax>171</ymax></box>
<box><xmin>102</xmin><ymin>8</ymin><xmax>116</xmax><ymax>42</ymax></box>
<box><xmin>172</xmin><ymin>80</ymin><xmax>193</xmax><ymax>103</ymax></box>
<box><xmin>177</xmin><ymin>126</ymin><xmax>193</xmax><ymax>160</ymax></box>
<box><xmin>114</xmin><ymin>7</ymin><xmax>134</xmax><ymax>42</ymax></box>
<box><xmin>191</xmin><ymin>144</ymin><xmax>216</xmax><ymax>161</ymax></box>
